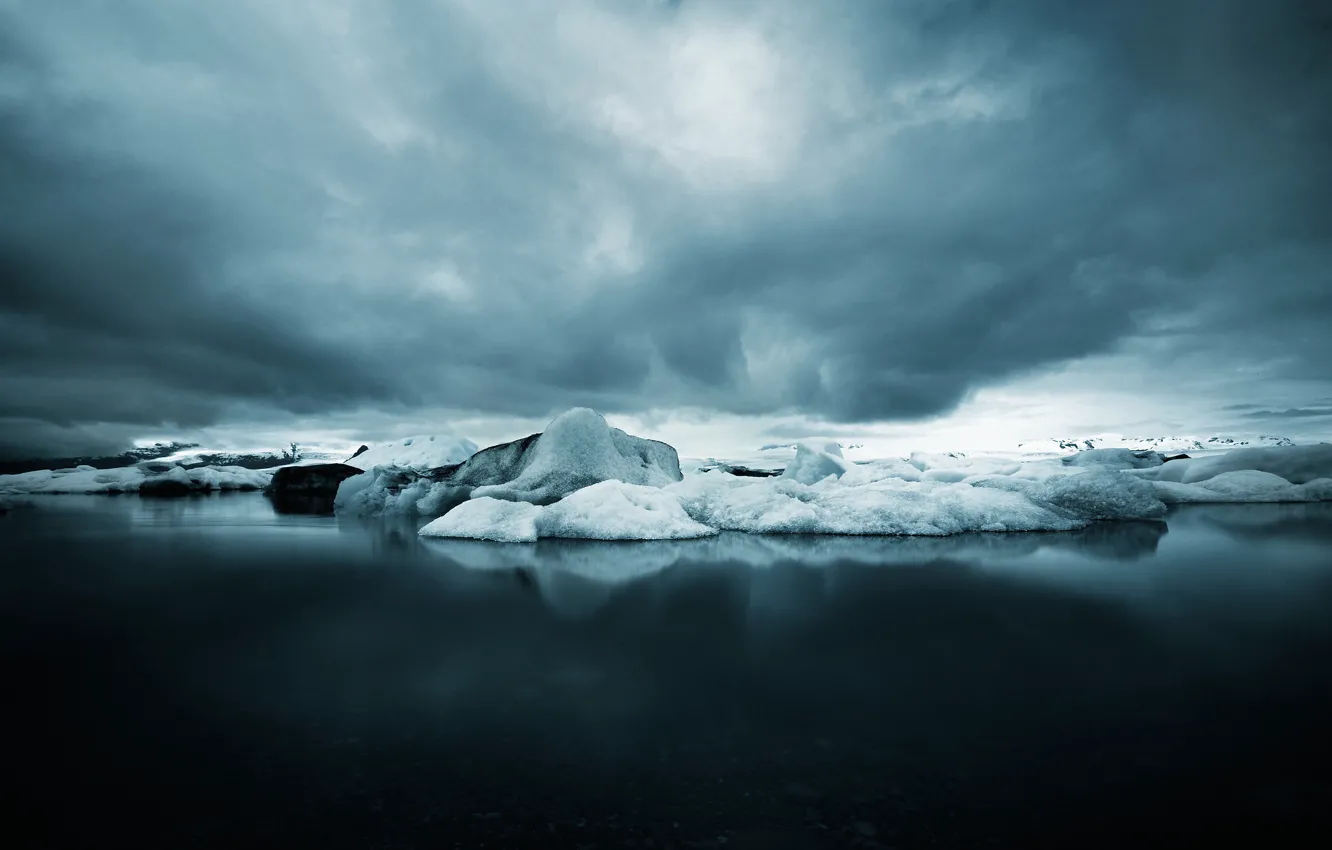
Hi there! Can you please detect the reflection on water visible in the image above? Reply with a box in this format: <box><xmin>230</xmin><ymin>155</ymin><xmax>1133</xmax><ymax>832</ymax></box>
<box><xmin>5</xmin><ymin>495</ymin><xmax>1332</xmax><ymax>848</ymax></box>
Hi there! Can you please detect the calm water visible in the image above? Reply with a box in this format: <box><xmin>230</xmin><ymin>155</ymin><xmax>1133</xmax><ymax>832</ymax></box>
<box><xmin>5</xmin><ymin>495</ymin><xmax>1332</xmax><ymax>848</ymax></box>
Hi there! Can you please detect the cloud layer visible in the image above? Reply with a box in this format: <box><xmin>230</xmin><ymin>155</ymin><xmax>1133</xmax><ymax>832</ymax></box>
<box><xmin>2</xmin><ymin>0</ymin><xmax>1330</xmax><ymax>455</ymax></box>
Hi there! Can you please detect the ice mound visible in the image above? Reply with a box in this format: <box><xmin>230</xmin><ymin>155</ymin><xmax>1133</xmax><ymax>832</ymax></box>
<box><xmin>337</xmin><ymin>408</ymin><xmax>683</xmax><ymax>517</ymax></box>
<box><xmin>421</xmin><ymin>497</ymin><xmax>539</xmax><ymax>542</ymax></box>
<box><xmin>1133</xmin><ymin>444</ymin><xmax>1332</xmax><ymax>485</ymax></box>
<box><xmin>0</xmin><ymin>464</ymin><xmax>271</xmax><ymax>495</ymax></box>
<box><xmin>420</xmin><ymin>480</ymin><xmax>715</xmax><ymax>542</ymax></box>
<box><xmin>908</xmin><ymin>451</ymin><xmax>1022</xmax><ymax>482</ymax></box>
<box><xmin>1149</xmin><ymin>471</ymin><xmax>1332</xmax><ymax>504</ymax></box>
<box><xmin>334</xmin><ymin>467</ymin><xmax>468</xmax><ymax>518</ymax></box>
<box><xmin>664</xmin><ymin>472</ymin><xmax>1163</xmax><ymax>536</ymax></box>
<box><xmin>971</xmin><ymin>471</ymin><xmax>1167</xmax><ymax>522</ymax></box>
<box><xmin>471</xmin><ymin>408</ymin><xmax>681</xmax><ymax>504</ymax></box>
<box><xmin>779</xmin><ymin>441</ymin><xmax>850</xmax><ymax>485</ymax></box>
<box><xmin>838</xmin><ymin>457</ymin><xmax>924</xmax><ymax>485</ymax></box>
<box><xmin>345</xmin><ymin>434</ymin><xmax>478</xmax><ymax>472</ymax></box>
<box><xmin>1061</xmin><ymin>448</ymin><xmax>1164</xmax><ymax>470</ymax></box>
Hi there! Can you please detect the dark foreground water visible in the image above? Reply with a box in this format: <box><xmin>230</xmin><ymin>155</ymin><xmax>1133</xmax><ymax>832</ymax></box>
<box><xmin>4</xmin><ymin>496</ymin><xmax>1332</xmax><ymax>849</ymax></box>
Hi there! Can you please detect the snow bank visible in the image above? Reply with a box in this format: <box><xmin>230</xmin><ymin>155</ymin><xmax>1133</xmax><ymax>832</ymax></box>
<box><xmin>345</xmin><ymin>435</ymin><xmax>478</xmax><ymax>472</ymax></box>
<box><xmin>0</xmin><ymin>464</ymin><xmax>271</xmax><ymax>495</ymax></box>
<box><xmin>421</xmin><ymin>480</ymin><xmax>715</xmax><ymax>542</ymax></box>
<box><xmin>779</xmin><ymin>441</ymin><xmax>850</xmax><ymax>485</ymax></box>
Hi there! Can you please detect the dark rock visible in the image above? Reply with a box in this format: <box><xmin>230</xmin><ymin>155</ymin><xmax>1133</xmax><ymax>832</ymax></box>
<box><xmin>1162</xmin><ymin>453</ymin><xmax>1191</xmax><ymax>462</ymax></box>
<box><xmin>266</xmin><ymin>463</ymin><xmax>363</xmax><ymax>497</ymax></box>
<box><xmin>348</xmin><ymin>445</ymin><xmax>370</xmax><ymax>461</ymax></box>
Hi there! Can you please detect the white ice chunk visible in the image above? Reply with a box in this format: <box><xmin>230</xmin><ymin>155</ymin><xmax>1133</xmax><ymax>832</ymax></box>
<box><xmin>669</xmin><ymin>475</ymin><xmax>1070</xmax><ymax>535</ymax></box>
<box><xmin>973</xmin><ymin>471</ymin><xmax>1168</xmax><ymax>521</ymax></box>
<box><xmin>333</xmin><ymin>468</ymin><xmax>465</xmax><ymax>517</ymax></box>
<box><xmin>908</xmin><ymin>451</ymin><xmax>1022</xmax><ymax>478</ymax></box>
<box><xmin>1061</xmin><ymin>448</ymin><xmax>1164</xmax><ymax>470</ymax></box>
<box><xmin>779</xmin><ymin>441</ymin><xmax>850</xmax><ymax>485</ymax></box>
<box><xmin>346</xmin><ymin>434</ymin><xmax>478</xmax><ymax>472</ymax></box>
<box><xmin>346</xmin><ymin>407</ymin><xmax>678</xmax><ymax>519</ymax></box>
<box><xmin>420</xmin><ymin>497</ymin><xmax>540</xmax><ymax>542</ymax></box>
<box><xmin>837</xmin><ymin>457</ymin><xmax>923</xmax><ymax>485</ymax></box>
<box><xmin>1149</xmin><ymin>469</ymin><xmax>1330</xmax><ymax>503</ymax></box>
<box><xmin>1136</xmin><ymin>444</ymin><xmax>1332</xmax><ymax>485</ymax></box>
<box><xmin>185</xmin><ymin>466</ymin><xmax>272</xmax><ymax>491</ymax></box>
<box><xmin>421</xmin><ymin>480</ymin><xmax>714</xmax><ymax>541</ymax></box>
<box><xmin>470</xmin><ymin>408</ymin><xmax>682</xmax><ymax>505</ymax></box>
<box><xmin>0</xmin><ymin>464</ymin><xmax>271</xmax><ymax>495</ymax></box>
<box><xmin>536</xmin><ymin>481</ymin><xmax>716</xmax><ymax>540</ymax></box>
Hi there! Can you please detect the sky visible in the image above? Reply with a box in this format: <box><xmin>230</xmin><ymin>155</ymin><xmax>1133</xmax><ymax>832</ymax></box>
<box><xmin>2</xmin><ymin>0</ymin><xmax>1330</xmax><ymax>459</ymax></box>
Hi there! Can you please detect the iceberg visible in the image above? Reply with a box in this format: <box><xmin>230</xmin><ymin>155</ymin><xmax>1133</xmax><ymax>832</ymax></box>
<box><xmin>411</xmin><ymin>422</ymin><xmax>1332</xmax><ymax>542</ymax></box>
<box><xmin>420</xmin><ymin>480</ymin><xmax>715</xmax><ymax>542</ymax></box>
<box><xmin>344</xmin><ymin>434</ymin><xmax>478</xmax><ymax>472</ymax></box>
<box><xmin>907</xmin><ymin>451</ymin><xmax>1022</xmax><ymax>482</ymax></box>
<box><xmin>1060</xmin><ymin>448</ymin><xmax>1164</xmax><ymax>470</ymax></box>
<box><xmin>337</xmin><ymin>408</ymin><xmax>683</xmax><ymax>517</ymax></box>
<box><xmin>779</xmin><ymin>441</ymin><xmax>850</xmax><ymax>485</ymax></box>
<box><xmin>665</xmin><ymin>470</ymin><xmax>1165</xmax><ymax>537</ymax></box>
<box><xmin>468</xmin><ymin>408</ymin><xmax>682</xmax><ymax>504</ymax></box>
<box><xmin>0</xmin><ymin>463</ymin><xmax>271</xmax><ymax>496</ymax></box>
<box><xmin>1131</xmin><ymin>444</ymin><xmax>1332</xmax><ymax>486</ymax></box>
<box><xmin>1149</xmin><ymin>471</ymin><xmax>1332</xmax><ymax>504</ymax></box>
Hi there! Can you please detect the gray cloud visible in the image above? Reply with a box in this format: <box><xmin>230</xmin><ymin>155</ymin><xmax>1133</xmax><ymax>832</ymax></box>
<box><xmin>1240</xmin><ymin>408</ymin><xmax>1332</xmax><ymax>420</ymax></box>
<box><xmin>2</xmin><ymin>0</ymin><xmax>1330</xmax><ymax>456</ymax></box>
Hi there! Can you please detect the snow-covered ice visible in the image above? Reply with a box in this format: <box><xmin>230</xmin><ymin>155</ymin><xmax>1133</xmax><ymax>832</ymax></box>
<box><xmin>416</xmin><ymin>420</ymin><xmax>1331</xmax><ymax>542</ymax></box>
<box><xmin>1129</xmin><ymin>444</ymin><xmax>1332</xmax><ymax>486</ymax></box>
<box><xmin>779</xmin><ymin>441</ymin><xmax>850</xmax><ymax>485</ymax></box>
<box><xmin>420</xmin><ymin>497</ymin><xmax>540</xmax><ymax>543</ymax></box>
<box><xmin>420</xmin><ymin>480</ymin><xmax>715</xmax><ymax>542</ymax></box>
<box><xmin>1060</xmin><ymin>448</ymin><xmax>1165</xmax><ymax>470</ymax></box>
<box><xmin>0</xmin><ymin>463</ymin><xmax>272</xmax><ymax>495</ymax></box>
<box><xmin>338</xmin><ymin>408</ymin><xmax>683</xmax><ymax>517</ymax></box>
<box><xmin>469</xmin><ymin>408</ymin><xmax>682</xmax><ymax>504</ymax></box>
<box><xmin>345</xmin><ymin>435</ymin><xmax>478</xmax><ymax>472</ymax></box>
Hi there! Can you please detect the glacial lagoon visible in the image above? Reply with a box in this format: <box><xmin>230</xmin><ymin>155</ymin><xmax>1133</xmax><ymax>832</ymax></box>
<box><xmin>5</xmin><ymin>494</ymin><xmax>1332</xmax><ymax>847</ymax></box>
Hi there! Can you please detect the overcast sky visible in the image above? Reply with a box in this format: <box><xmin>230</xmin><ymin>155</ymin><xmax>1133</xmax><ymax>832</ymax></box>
<box><xmin>2</xmin><ymin>0</ymin><xmax>1330</xmax><ymax>458</ymax></box>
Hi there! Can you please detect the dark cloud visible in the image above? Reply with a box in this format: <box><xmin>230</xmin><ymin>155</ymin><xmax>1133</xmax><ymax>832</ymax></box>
<box><xmin>1</xmin><ymin>0</ymin><xmax>1330</xmax><ymax>456</ymax></box>
<box><xmin>1240</xmin><ymin>408</ymin><xmax>1332</xmax><ymax>420</ymax></box>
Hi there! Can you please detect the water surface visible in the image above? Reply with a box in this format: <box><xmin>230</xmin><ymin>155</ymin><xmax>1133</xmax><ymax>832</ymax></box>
<box><xmin>5</xmin><ymin>495</ymin><xmax>1332</xmax><ymax>848</ymax></box>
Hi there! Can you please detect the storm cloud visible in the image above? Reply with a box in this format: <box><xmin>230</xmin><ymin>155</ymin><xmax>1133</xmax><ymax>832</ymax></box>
<box><xmin>2</xmin><ymin>0</ymin><xmax>1330</xmax><ymax>455</ymax></box>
